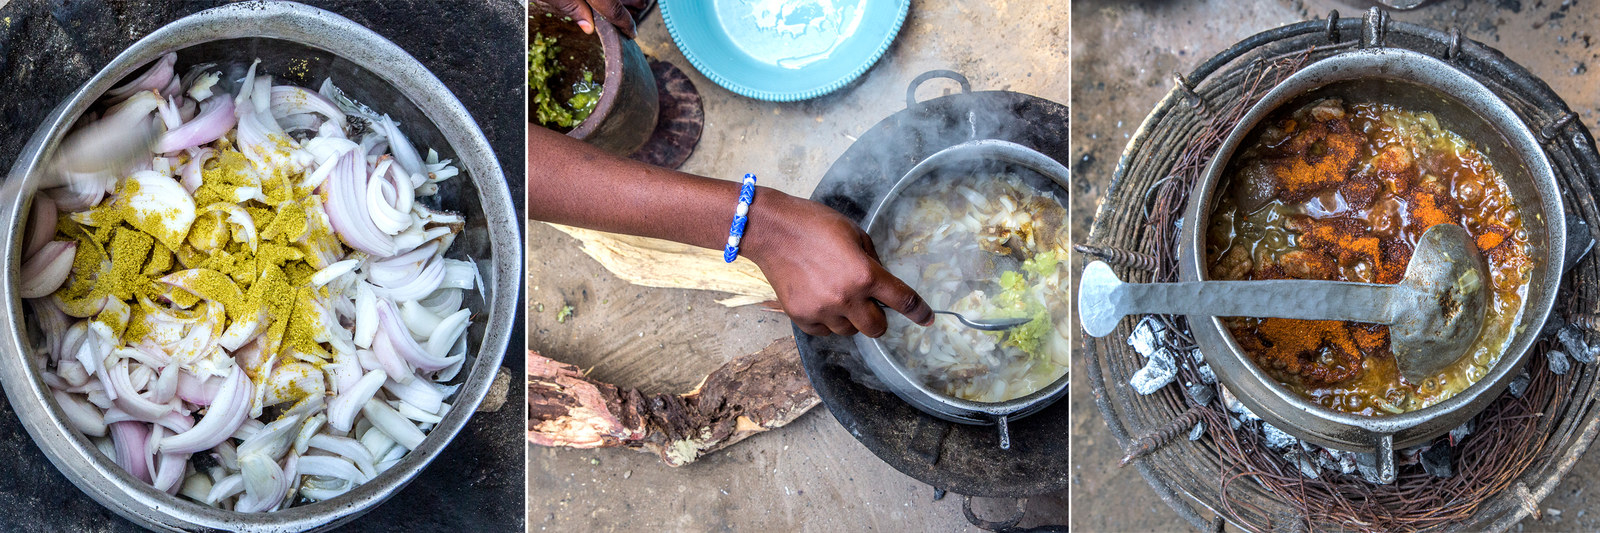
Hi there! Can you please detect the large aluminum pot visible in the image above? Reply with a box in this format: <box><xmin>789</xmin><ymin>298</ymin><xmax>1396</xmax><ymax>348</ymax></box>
<box><xmin>0</xmin><ymin>2</ymin><xmax>520</xmax><ymax>530</ymax></box>
<box><xmin>852</xmin><ymin>139</ymin><xmax>1071</xmax><ymax>448</ymax></box>
<box><xmin>1178</xmin><ymin>48</ymin><xmax>1565</xmax><ymax>481</ymax></box>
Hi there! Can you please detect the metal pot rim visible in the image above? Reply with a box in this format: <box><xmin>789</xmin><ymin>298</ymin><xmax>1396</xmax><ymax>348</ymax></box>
<box><xmin>0</xmin><ymin>2</ymin><xmax>520</xmax><ymax>531</ymax></box>
<box><xmin>1178</xmin><ymin>48</ymin><xmax>1565</xmax><ymax>453</ymax></box>
<box><xmin>851</xmin><ymin>139</ymin><xmax>1072</xmax><ymax>425</ymax></box>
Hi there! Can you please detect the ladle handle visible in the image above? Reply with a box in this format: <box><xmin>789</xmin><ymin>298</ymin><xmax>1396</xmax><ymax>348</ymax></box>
<box><xmin>1079</xmin><ymin>261</ymin><xmax>1407</xmax><ymax>337</ymax></box>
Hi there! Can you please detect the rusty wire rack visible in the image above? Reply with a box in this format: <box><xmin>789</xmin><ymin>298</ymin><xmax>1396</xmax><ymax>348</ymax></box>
<box><xmin>1081</xmin><ymin>8</ymin><xmax>1600</xmax><ymax>532</ymax></box>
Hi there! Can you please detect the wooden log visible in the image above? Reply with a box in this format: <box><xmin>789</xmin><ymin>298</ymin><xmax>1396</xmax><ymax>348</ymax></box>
<box><xmin>527</xmin><ymin>337</ymin><xmax>817</xmax><ymax>466</ymax></box>
<box><xmin>545</xmin><ymin>223</ymin><xmax>776</xmax><ymax>307</ymax></box>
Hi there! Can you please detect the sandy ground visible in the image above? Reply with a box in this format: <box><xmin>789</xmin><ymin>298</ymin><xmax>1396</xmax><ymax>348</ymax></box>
<box><xmin>1071</xmin><ymin>0</ymin><xmax>1600</xmax><ymax>531</ymax></box>
<box><xmin>526</xmin><ymin>1</ymin><xmax>1069</xmax><ymax>531</ymax></box>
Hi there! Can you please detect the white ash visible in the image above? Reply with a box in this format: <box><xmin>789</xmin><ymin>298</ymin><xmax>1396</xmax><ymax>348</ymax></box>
<box><xmin>1337</xmin><ymin>451</ymin><xmax>1358</xmax><ymax>475</ymax></box>
<box><xmin>1357</xmin><ymin>459</ymin><xmax>1385</xmax><ymax>484</ymax></box>
<box><xmin>1127</xmin><ymin>316</ymin><xmax>1165</xmax><ymax>356</ymax></box>
<box><xmin>1262</xmin><ymin>423</ymin><xmax>1297</xmax><ymax>450</ymax></box>
<box><xmin>1286</xmin><ymin>450</ymin><xmax>1320</xmax><ymax>479</ymax></box>
<box><xmin>1549</xmin><ymin>350</ymin><xmax>1571</xmax><ymax>376</ymax></box>
<box><xmin>1221</xmin><ymin>386</ymin><xmax>1262</xmax><ymax>424</ymax></box>
<box><xmin>1189</xmin><ymin>349</ymin><xmax>1216</xmax><ymax>384</ymax></box>
<box><xmin>1188</xmin><ymin>422</ymin><xmax>1205</xmax><ymax>441</ymax></box>
<box><xmin>1131</xmin><ymin>348</ymin><xmax>1178</xmax><ymax>395</ymax></box>
<box><xmin>1450</xmin><ymin>420</ymin><xmax>1475</xmax><ymax>445</ymax></box>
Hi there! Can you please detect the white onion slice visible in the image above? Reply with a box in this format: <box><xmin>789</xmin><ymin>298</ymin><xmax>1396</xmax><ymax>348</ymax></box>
<box><xmin>161</xmin><ymin>366</ymin><xmax>251</xmax><ymax>454</ymax></box>
<box><xmin>361</xmin><ymin>398</ymin><xmax>425</xmax><ymax>450</ymax></box>
<box><xmin>327</xmin><ymin>370</ymin><xmax>385</xmax><ymax>433</ymax></box>
<box><xmin>19</xmin><ymin>241</ymin><xmax>76</xmax><ymax>299</ymax></box>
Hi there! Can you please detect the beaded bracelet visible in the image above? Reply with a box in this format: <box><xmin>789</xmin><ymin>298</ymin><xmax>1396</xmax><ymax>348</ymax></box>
<box><xmin>723</xmin><ymin>174</ymin><xmax>757</xmax><ymax>263</ymax></box>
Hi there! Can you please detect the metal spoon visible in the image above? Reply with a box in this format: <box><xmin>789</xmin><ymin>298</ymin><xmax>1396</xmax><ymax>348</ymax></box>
<box><xmin>1078</xmin><ymin>223</ymin><xmax>1489</xmax><ymax>382</ymax></box>
<box><xmin>878</xmin><ymin>303</ymin><xmax>1033</xmax><ymax>332</ymax></box>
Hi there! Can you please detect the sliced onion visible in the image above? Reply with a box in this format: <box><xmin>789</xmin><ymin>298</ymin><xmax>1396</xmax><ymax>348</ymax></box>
<box><xmin>376</xmin><ymin>114</ymin><xmax>423</xmax><ymax>177</ymax></box>
<box><xmin>310</xmin><ymin>259</ymin><xmax>359</xmax><ymax>288</ymax></box>
<box><xmin>105</xmin><ymin>407</ymin><xmax>194</xmax><ymax>434</ymax></box>
<box><xmin>110</xmin><ymin>421</ymin><xmax>153</xmax><ymax>483</ymax></box>
<box><xmin>371</xmin><ymin>256</ymin><xmax>444</xmax><ymax>302</ymax></box>
<box><xmin>326</xmin><ymin>370</ymin><xmax>385</xmax><ymax>433</ymax></box>
<box><xmin>238</xmin><ymin>413</ymin><xmax>303</xmax><ymax>460</ymax></box>
<box><xmin>176</xmin><ymin>369</ymin><xmax>222</xmax><ymax>406</ymax></box>
<box><xmin>54</xmin><ymin>390</ymin><xmax>106</xmax><ymax>437</ymax></box>
<box><xmin>298</xmin><ymin>454</ymin><xmax>369</xmax><ymax>484</ymax></box>
<box><xmin>179</xmin><ymin>147</ymin><xmax>215</xmax><ymax>193</ymax></box>
<box><xmin>438</xmin><ymin>259</ymin><xmax>479</xmax><ymax>291</ymax></box>
<box><xmin>188</xmin><ymin>70</ymin><xmax>220</xmax><ymax>101</ymax></box>
<box><xmin>161</xmin><ymin>366</ymin><xmax>251</xmax><ymax>454</ymax></box>
<box><xmin>425</xmin><ymin>309</ymin><xmax>470</xmax><ymax>359</ymax></box>
<box><xmin>109</xmin><ymin>360</ymin><xmax>173</xmax><ymax>420</ymax></box>
<box><xmin>156</xmin><ymin>95</ymin><xmax>236</xmax><ymax>153</ymax></box>
<box><xmin>354</xmin><ymin>283</ymin><xmax>379</xmax><ymax>349</ymax></box>
<box><xmin>153</xmin><ymin>452</ymin><xmax>189</xmax><ymax>494</ymax></box>
<box><xmin>205</xmin><ymin>474</ymin><xmax>244</xmax><ymax>505</ymax></box>
<box><xmin>270</xmin><ymin>85</ymin><xmax>347</xmax><ymax>131</ymax></box>
<box><xmin>399</xmin><ymin>301</ymin><xmax>442</xmax><ymax>339</ymax></box>
<box><xmin>307</xmin><ymin>434</ymin><xmax>377</xmax><ymax>478</ymax></box>
<box><xmin>369</xmin><ymin>330</ymin><xmax>414</xmax><ymax>384</ymax></box>
<box><xmin>24</xmin><ymin>195</ymin><xmax>58</xmax><ymax>259</ymax></box>
<box><xmin>105</xmin><ymin>53</ymin><xmax>176</xmax><ymax>104</ymax></box>
<box><xmin>376</xmin><ymin>300</ymin><xmax>458</xmax><ymax>373</ymax></box>
<box><xmin>19</xmin><ymin>241</ymin><xmax>77</xmax><ymax>299</ymax></box>
<box><xmin>360</xmin><ymin>398</ymin><xmax>425</xmax><ymax>450</ymax></box>
<box><xmin>320</xmin><ymin>150</ymin><xmax>395</xmax><ymax>256</ymax></box>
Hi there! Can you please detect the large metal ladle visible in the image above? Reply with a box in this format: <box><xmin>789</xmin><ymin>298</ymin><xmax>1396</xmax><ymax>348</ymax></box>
<box><xmin>1079</xmin><ymin>223</ymin><xmax>1489</xmax><ymax>382</ymax></box>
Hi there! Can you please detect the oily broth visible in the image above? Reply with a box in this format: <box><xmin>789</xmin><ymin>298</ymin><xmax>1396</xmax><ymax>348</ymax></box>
<box><xmin>876</xmin><ymin>173</ymin><xmax>1070</xmax><ymax>403</ymax></box>
<box><xmin>1206</xmin><ymin>99</ymin><xmax>1532</xmax><ymax>416</ymax></box>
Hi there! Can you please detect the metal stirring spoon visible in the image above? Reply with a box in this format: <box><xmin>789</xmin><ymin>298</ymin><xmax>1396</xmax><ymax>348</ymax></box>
<box><xmin>877</xmin><ymin>303</ymin><xmax>1033</xmax><ymax>332</ymax></box>
<box><xmin>1078</xmin><ymin>224</ymin><xmax>1489</xmax><ymax>382</ymax></box>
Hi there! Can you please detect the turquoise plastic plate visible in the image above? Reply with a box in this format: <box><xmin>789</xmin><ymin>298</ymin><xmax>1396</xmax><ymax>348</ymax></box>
<box><xmin>660</xmin><ymin>0</ymin><xmax>909</xmax><ymax>101</ymax></box>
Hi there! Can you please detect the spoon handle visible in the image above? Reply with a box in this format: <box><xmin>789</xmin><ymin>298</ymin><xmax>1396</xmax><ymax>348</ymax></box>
<box><xmin>1080</xmin><ymin>261</ymin><xmax>1412</xmax><ymax>337</ymax></box>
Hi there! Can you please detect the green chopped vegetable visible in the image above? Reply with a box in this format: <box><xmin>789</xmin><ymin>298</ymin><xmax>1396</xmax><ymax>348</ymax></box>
<box><xmin>556</xmin><ymin>304</ymin><xmax>574</xmax><ymax>323</ymax></box>
<box><xmin>529</xmin><ymin>32</ymin><xmax>601</xmax><ymax>128</ymax></box>
<box><xmin>987</xmin><ymin>251</ymin><xmax>1063</xmax><ymax>360</ymax></box>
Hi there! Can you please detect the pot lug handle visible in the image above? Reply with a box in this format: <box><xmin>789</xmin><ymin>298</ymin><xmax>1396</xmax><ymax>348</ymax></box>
<box><xmin>906</xmin><ymin>70</ymin><xmax>972</xmax><ymax>109</ymax></box>
<box><xmin>1356</xmin><ymin>433</ymin><xmax>1397</xmax><ymax>484</ymax></box>
<box><xmin>996</xmin><ymin>414</ymin><xmax>1011</xmax><ymax>450</ymax></box>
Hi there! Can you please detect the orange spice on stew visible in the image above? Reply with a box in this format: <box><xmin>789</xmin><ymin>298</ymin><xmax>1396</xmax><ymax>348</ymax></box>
<box><xmin>1206</xmin><ymin>98</ymin><xmax>1533</xmax><ymax>416</ymax></box>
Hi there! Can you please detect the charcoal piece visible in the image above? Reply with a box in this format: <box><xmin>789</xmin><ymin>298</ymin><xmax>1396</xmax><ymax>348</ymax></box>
<box><xmin>1421</xmin><ymin>444</ymin><xmax>1454</xmax><ymax>478</ymax></box>
<box><xmin>1186</xmin><ymin>382</ymin><xmax>1216</xmax><ymax>406</ymax></box>
<box><xmin>1509</xmin><ymin>372</ymin><xmax>1531</xmax><ymax>398</ymax></box>
<box><xmin>1188</xmin><ymin>422</ymin><xmax>1204</xmax><ymax>441</ymax></box>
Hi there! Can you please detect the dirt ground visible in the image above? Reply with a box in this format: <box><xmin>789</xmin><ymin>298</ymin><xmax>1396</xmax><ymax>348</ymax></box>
<box><xmin>1071</xmin><ymin>0</ymin><xmax>1600</xmax><ymax>531</ymax></box>
<box><xmin>527</xmin><ymin>1</ymin><xmax>1068</xmax><ymax>531</ymax></box>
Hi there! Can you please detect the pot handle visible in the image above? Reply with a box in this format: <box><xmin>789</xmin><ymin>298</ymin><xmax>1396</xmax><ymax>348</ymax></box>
<box><xmin>995</xmin><ymin>414</ymin><xmax>1011</xmax><ymax>450</ymax></box>
<box><xmin>906</xmin><ymin>70</ymin><xmax>972</xmax><ymax>109</ymax></box>
<box><xmin>1357</xmin><ymin>433</ymin><xmax>1397</xmax><ymax>484</ymax></box>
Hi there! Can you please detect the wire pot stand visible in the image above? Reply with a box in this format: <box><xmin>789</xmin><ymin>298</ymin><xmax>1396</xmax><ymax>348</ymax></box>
<box><xmin>1081</xmin><ymin>8</ymin><xmax>1600</xmax><ymax>533</ymax></box>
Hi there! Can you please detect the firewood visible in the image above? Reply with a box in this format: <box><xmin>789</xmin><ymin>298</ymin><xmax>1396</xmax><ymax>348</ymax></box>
<box><xmin>527</xmin><ymin>337</ymin><xmax>817</xmax><ymax>466</ymax></box>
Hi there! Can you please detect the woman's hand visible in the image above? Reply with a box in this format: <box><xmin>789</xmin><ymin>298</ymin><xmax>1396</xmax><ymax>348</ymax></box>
<box><xmin>536</xmin><ymin>0</ymin><xmax>640</xmax><ymax>39</ymax></box>
<box><xmin>742</xmin><ymin>190</ymin><xmax>935</xmax><ymax>337</ymax></box>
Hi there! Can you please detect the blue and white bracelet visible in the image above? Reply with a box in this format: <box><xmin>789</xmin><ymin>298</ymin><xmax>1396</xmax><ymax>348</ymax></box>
<box><xmin>723</xmin><ymin>173</ymin><xmax>757</xmax><ymax>263</ymax></box>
